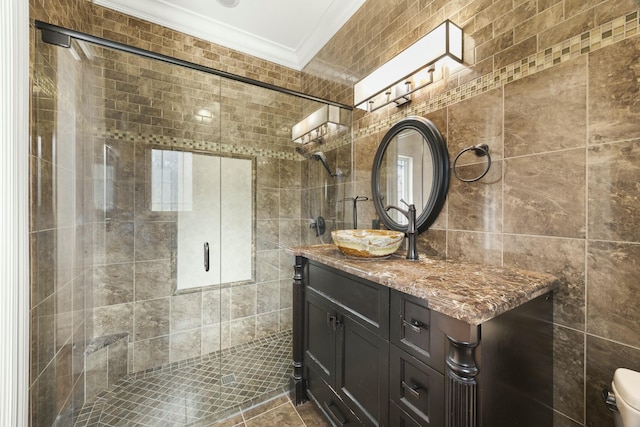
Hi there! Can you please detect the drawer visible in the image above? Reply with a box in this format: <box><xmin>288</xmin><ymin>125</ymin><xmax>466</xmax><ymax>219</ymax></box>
<box><xmin>390</xmin><ymin>290</ymin><xmax>445</xmax><ymax>372</ymax></box>
<box><xmin>306</xmin><ymin>365</ymin><xmax>364</xmax><ymax>427</ymax></box>
<box><xmin>308</xmin><ymin>262</ymin><xmax>389</xmax><ymax>338</ymax></box>
<box><xmin>390</xmin><ymin>345</ymin><xmax>444</xmax><ymax>427</ymax></box>
<box><xmin>390</xmin><ymin>401</ymin><xmax>423</xmax><ymax>427</ymax></box>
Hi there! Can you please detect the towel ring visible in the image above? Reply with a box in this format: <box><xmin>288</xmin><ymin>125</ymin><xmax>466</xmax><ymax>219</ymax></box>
<box><xmin>452</xmin><ymin>144</ymin><xmax>491</xmax><ymax>182</ymax></box>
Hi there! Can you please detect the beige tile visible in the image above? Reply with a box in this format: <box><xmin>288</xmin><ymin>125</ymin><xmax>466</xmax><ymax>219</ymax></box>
<box><xmin>588</xmin><ymin>140</ymin><xmax>640</xmax><ymax>242</ymax></box>
<box><xmin>242</xmin><ymin>395</ymin><xmax>290</xmax><ymax>420</ymax></box>
<box><xmin>230</xmin><ymin>284</ymin><xmax>257</xmax><ymax>320</ymax></box>
<box><xmin>504</xmin><ymin>149</ymin><xmax>586</xmax><ymax>238</ymax></box>
<box><xmin>134</xmin><ymin>298</ymin><xmax>170</xmax><ymax>340</ymax></box>
<box><xmin>206</xmin><ymin>413</ymin><xmax>245</xmax><ymax>427</ymax></box>
<box><xmin>170</xmin><ymin>329</ymin><xmax>201</xmax><ymax>363</ymax></box>
<box><xmin>448</xmin><ymin>160</ymin><xmax>503</xmax><ymax>232</ymax></box>
<box><xmin>93</xmin><ymin>263</ymin><xmax>134</xmax><ymax>307</ymax></box>
<box><xmin>295</xmin><ymin>401</ymin><xmax>332</xmax><ymax>427</ymax></box>
<box><xmin>245</xmin><ymin>402</ymin><xmax>304</xmax><ymax>427</ymax></box>
<box><xmin>589</xmin><ymin>36</ymin><xmax>640</xmax><ymax>144</ymax></box>
<box><xmin>447</xmin><ymin>231</ymin><xmax>502</xmax><ymax>266</ymax></box>
<box><xmin>503</xmin><ymin>235</ymin><xmax>585</xmax><ymax>330</ymax></box>
<box><xmin>134</xmin><ymin>221</ymin><xmax>176</xmax><ymax>261</ymax></box>
<box><xmin>587</xmin><ymin>241</ymin><xmax>640</xmax><ymax>345</ymax></box>
<box><xmin>514</xmin><ymin>2</ymin><xmax>564</xmax><ymax>43</ymax></box>
<box><xmin>171</xmin><ymin>292</ymin><xmax>202</xmax><ymax>331</ymax></box>
<box><xmin>495</xmin><ymin>35</ymin><xmax>538</xmax><ymax>69</ymax></box>
<box><xmin>134</xmin><ymin>260</ymin><xmax>175</xmax><ymax>301</ymax></box>
<box><xmin>448</xmin><ymin>88</ymin><xmax>503</xmax><ymax>163</ymax></box>
<box><xmin>553</xmin><ymin>325</ymin><xmax>585</xmax><ymax>424</ymax></box>
<box><xmin>133</xmin><ymin>335</ymin><xmax>170</xmax><ymax>372</ymax></box>
<box><xmin>504</xmin><ymin>56</ymin><xmax>587</xmax><ymax>157</ymax></box>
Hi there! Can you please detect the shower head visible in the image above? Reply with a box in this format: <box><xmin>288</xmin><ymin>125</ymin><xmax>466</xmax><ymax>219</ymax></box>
<box><xmin>295</xmin><ymin>138</ymin><xmax>324</xmax><ymax>159</ymax></box>
<box><xmin>311</xmin><ymin>151</ymin><xmax>341</xmax><ymax>178</ymax></box>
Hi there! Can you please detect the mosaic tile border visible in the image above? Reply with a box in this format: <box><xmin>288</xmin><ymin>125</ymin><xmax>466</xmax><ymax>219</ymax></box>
<box><xmin>356</xmin><ymin>11</ymin><xmax>640</xmax><ymax>139</ymax></box>
<box><xmin>94</xmin><ymin>127</ymin><xmax>300</xmax><ymax>160</ymax></box>
<box><xmin>95</xmin><ymin>124</ymin><xmax>352</xmax><ymax>161</ymax></box>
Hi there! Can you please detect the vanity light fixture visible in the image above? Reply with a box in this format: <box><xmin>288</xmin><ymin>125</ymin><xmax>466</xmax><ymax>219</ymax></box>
<box><xmin>291</xmin><ymin>104</ymin><xmax>348</xmax><ymax>144</ymax></box>
<box><xmin>354</xmin><ymin>20</ymin><xmax>463</xmax><ymax>112</ymax></box>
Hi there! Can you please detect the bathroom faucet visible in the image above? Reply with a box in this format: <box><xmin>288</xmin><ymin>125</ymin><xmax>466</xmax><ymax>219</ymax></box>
<box><xmin>385</xmin><ymin>203</ymin><xmax>418</xmax><ymax>260</ymax></box>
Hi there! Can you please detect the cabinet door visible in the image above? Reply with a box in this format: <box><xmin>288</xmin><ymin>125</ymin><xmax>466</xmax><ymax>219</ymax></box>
<box><xmin>337</xmin><ymin>314</ymin><xmax>389</xmax><ymax>427</ymax></box>
<box><xmin>390</xmin><ymin>290</ymin><xmax>445</xmax><ymax>373</ymax></box>
<box><xmin>305</xmin><ymin>289</ymin><xmax>337</xmax><ymax>386</ymax></box>
<box><xmin>306</xmin><ymin>365</ymin><xmax>364</xmax><ymax>427</ymax></box>
<box><xmin>389</xmin><ymin>345</ymin><xmax>444</xmax><ymax>427</ymax></box>
<box><xmin>390</xmin><ymin>401</ymin><xmax>423</xmax><ymax>427</ymax></box>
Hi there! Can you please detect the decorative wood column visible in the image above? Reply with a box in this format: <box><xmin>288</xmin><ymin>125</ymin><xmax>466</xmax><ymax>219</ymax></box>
<box><xmin>445</xmin><ymin>336</ymin><xmax>479</xmax><ymax>427</ymax></box>
<box><xmin>290</xmin><ymin>256</ymin><xmax>307</xmax><ymax>404</ymax></box>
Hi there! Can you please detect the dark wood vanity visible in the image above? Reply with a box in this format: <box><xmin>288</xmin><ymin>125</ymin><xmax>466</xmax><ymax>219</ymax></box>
<box><xmin>289</xmin><ymin>245</ymin><xmax>559</xmax><ymax>427</ymax></box>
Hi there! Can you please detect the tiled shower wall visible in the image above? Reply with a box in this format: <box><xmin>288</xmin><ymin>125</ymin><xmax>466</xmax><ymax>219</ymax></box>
<box><xmin>85</xmin><ymin>45</ymin><xmax>305</xmax><ymax>374</ymax></box>
<box><xmin>302</xmin><ymin>1</ymin><xmax>640</xmax><ymax>426</ymax></box>
<box><xmin>29</xmin><ymin>1</ymin><xmax>327</xmax><ymax>425</ymax></box>
<box><xmin>30</xmin><ymin>1</ymin><xmax>640</xmax><ymax>427</ymax></box>
<box><xmin>30</xmin><ymin>37</ymin><xmax>95</xmax><ymax>427</ymax></box>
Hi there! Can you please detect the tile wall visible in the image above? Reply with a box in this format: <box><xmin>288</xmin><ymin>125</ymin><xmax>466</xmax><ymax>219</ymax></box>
<box><xmin>30</xmin><ymin>0</ymin><xmax>640</xmax><ymax>426</ymax></box>
<box><xmin>84</xmin><ymin>44</ymin><xmax>304</xmax><ymax>374</ymax></box>
<box><xmin>303</xmin><ymin>1</ymin><xmax>640</xmax><ymax>426</ymax></box>
<box><xmin>29</xmin><ymin>1</ymin><xmax>332</xmax><ymax>425</ymax></box>
<box><xmin>30</xmin><ymin>36</ymin><xmax>95</xmax><ymax>427</ymax></box>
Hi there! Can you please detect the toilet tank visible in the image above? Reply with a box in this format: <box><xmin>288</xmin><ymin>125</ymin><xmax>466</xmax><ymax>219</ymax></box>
<box><xmin>613</xmin><ymin>368</ymin><xmax>640</xmax><ymax>427</ymax></box>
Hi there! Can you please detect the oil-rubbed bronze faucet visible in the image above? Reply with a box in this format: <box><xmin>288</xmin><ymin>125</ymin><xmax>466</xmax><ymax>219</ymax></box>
<box><xmin>385</xmin><ymin>203</ymin><xmax>418</xmax><ymax>260</ymax></box>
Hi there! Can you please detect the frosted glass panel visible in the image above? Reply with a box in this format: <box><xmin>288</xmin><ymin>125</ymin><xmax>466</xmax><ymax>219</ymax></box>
<box><xmin>174</xmin><ymin>153</ymin><xmax>253</xmax><ymax>290</ymax></box>
<box><xmin>151</xmin><ymin>149</ymin><xmax>193</xmax><ymax>211</ymax></box>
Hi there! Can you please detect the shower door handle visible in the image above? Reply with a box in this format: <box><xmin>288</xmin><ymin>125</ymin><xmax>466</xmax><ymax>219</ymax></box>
<box><xmin>204</xmin><ymin>242</ymin><xmax>210</xmax><ymax>272</ymax></box>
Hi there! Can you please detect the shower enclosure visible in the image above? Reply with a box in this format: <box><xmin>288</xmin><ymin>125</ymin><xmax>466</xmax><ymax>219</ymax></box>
<box><xmin>29</xmin><ymin>22</ymin><xmax>350</xmax><ymax>427</ymax></box>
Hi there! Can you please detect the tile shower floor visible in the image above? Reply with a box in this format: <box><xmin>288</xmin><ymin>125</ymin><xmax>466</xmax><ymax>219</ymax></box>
<box><xmin>75</xmin><ymin>331</ymin><xmax>292</xmax><ymax>427</ymax></box>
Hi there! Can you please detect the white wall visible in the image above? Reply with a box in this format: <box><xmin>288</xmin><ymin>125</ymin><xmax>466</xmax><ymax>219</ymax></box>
<box><xmin>0</xmin><ymin>0</ymin><xmax>30</xmax><ymax>425</ymax></box>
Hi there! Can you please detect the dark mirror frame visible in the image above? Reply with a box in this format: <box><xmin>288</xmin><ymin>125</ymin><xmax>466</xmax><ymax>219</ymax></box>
<box><xmin>371</xmin><ymin>116</ymin><xmax>450</xmax><ymax>233</ymax></box>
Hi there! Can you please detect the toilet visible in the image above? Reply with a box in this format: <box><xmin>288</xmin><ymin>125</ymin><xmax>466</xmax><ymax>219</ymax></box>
<box><xmin>606</xmin><ymin>368</ymin><xmax>640</xmax><ymax>427</ymax></box>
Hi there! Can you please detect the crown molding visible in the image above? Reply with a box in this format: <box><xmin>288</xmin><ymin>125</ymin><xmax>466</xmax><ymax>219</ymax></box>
<box><xmin>93</xmin><ymin>0</ymin><xmax>365</xmax><ymax>71</ymax></box>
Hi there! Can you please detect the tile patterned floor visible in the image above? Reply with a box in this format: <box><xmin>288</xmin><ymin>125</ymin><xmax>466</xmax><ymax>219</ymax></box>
<box><xmin>75</xmin><ymin>331</ymin><xmax>294</xmax><ymax>427</ymax></box>
<box><xmin>206</xmin><ymin>395</ymin><xmax>330</xmax><ymax>427</ymax></box>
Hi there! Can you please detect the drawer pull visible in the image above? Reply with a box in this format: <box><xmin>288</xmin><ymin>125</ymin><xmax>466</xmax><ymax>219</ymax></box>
<box><xmin>402</xmin><ymin>380</ymin><xmax>423</xmax><ymax>399</ymax></box>
<box><xmin>403</xmin><ymin>318</ymin><xmax>426</xmax><ymax>333</ymax></box>
<box><xmin>323</xmin><ymin>401</ymin><xmax>347</xmax><ymax>426</ymax></box>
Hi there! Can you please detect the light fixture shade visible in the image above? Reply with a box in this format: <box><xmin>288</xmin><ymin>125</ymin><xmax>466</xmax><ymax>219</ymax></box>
<box><xmin>354</xmin><ymin>20</ymin><xmax>463</xmax><ymax>111</ymax></box>
<box><xmin>292</xmin><ymin>105</ymin><xmax>348</xmax><ymax>143</ymax></box>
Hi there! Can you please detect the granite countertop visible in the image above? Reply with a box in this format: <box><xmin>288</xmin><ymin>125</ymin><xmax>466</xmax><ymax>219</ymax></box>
<box><xmin>288</xmin><ymin>244</ymin><xmax>559</xmax><ymax>325</ymax></box>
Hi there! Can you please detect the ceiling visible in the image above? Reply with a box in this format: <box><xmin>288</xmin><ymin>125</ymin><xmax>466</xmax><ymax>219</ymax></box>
<box><xmin>93</xmin><ymin>0</ymin><xmax>366</xmax><ymax>71</ymax></box>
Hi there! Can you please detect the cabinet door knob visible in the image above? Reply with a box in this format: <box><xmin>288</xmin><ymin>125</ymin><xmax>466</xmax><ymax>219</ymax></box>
<box><xmin>402</xmin><ymin>380</ymin><xmax>423</xmax><ymax>399</ymax></box>
<box><xmin>402</xmin><ymin>318</ymin><xmax>426</xmax><ymax>333</ymax></box>
<box><xmin>326</xmin><ymin>313</ymin><xmax>342</xmax><ymax>331</ymax></box>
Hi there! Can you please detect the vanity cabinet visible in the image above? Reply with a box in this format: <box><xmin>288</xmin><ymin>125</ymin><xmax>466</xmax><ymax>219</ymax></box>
<box><xmin>303</xmin><ymin>262</ymin><xmax>389</xmax><ymax>427</ymax></box>
<box><xmin>290</xmin><ymin>254</ymin><xmax>556</xmax><ymax>427</ymax></box>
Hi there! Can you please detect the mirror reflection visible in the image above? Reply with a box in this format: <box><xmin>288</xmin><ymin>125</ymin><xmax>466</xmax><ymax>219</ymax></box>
<box><xmin>372</xmin><ymin>116</ymin><xmax>449</xmax><ymax>234</ymax></box>
<box><xmin>379</xmin><ymin>129</ymin><xmax>434</xmax><ymax>225</ymax></box>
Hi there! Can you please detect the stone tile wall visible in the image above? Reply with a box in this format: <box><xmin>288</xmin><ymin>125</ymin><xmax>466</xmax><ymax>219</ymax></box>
<box><xmin>28</xmin><ymin>1</ymin><xmax>327</xmax><ymax>424</ymax></box>
<box><xmin>304</xmin><ymin>1</ymin><xmax>640</xmax><ymax>426</ymax></box>
<box><xmin>81</xmin><ymin>44</ymin><xmax>311</xmax><ymax>373</ymax></box>
<box><xmin>30</xmin><ymin>36</ymin><xmax>95</xmax><ymax>427</ymax></box>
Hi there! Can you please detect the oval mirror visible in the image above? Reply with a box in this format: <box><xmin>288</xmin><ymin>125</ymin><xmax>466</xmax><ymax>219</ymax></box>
<box><xmin>371</xmin><ymin>116</ymin><xmax>449</xmax><ymax>233</ymax></box>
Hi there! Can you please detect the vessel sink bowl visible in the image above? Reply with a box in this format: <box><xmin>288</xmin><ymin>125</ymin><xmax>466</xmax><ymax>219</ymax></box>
<box><xmin>331</xmin><ymin>229</ymin><xmax>405</xmax><ymax>258</ymax></box>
